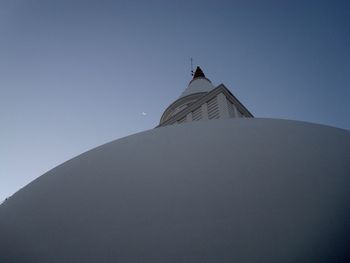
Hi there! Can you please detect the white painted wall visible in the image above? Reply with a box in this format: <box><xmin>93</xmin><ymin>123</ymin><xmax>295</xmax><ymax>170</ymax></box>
<box><xmin>1</xmin><ymin>119</ymin><xmax>349</xmax><ymax>262</ymax></box>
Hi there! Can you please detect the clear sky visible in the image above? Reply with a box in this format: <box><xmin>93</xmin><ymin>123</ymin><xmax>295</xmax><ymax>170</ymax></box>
<box><xmin>1</xmin><ymin>0</ymin><xmax>349</xmax><ymax>201</ymax></box>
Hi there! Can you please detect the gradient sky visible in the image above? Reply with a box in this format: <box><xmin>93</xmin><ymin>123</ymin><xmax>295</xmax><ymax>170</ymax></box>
<box><xmin>1</xmin><ymin>0</ymin><xmax>349</xmax><ymax>201</ymax></box>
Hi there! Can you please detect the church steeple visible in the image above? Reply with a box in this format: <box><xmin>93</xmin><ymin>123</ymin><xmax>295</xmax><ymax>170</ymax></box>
<box><xmin>158</xmin><ymin>67</ymin><xmax>253</xmax><ymax>127</ymax></box>
<box><xmin>192</xmin><ymin>66</ymin><xmax>205</xmax><ymax>79</ymax></box>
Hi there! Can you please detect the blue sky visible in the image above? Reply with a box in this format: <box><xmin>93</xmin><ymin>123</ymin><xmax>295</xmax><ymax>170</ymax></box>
<box><xmin>1</xmin><ymin>0</ymin><xmax>349</xmax><ymax>201</ymax></box>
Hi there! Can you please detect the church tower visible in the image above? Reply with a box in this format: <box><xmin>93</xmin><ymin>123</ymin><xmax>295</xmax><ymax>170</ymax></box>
<box><xmin>159</xmin><ymin>66</ymin><xmax>253</xmax><ymax>127</ymax></box>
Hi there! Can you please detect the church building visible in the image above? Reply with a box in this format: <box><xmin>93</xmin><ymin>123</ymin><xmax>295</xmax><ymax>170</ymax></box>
<box><xmin>1</xmin><ymin>66</ymin><xmax>349</xmax><ymax>263</ymax></box>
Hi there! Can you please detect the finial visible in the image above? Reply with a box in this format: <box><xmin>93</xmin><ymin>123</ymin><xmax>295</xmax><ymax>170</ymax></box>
<box><xmin>190</xmin><ymin>58</ymin><xmax>194</xmax><ymax>76</ymax></box>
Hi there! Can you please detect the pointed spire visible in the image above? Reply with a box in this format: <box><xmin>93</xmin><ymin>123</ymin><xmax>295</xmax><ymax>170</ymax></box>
<box><xmin>193</xmin><ymin>66</ymin><xmax>205</xmax><ymax>79</ymax></box>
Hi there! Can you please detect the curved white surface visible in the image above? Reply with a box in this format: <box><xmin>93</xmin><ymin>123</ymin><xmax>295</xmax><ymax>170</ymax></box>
<box><xmin>1</xmin><ymin>118</ymin><xmax>350</xmax><ymax>262</ymax></box>
<box><xmin>180</xmin><ymin>77</ymin><xmax>214</xmax><ymax>97</ymax></box>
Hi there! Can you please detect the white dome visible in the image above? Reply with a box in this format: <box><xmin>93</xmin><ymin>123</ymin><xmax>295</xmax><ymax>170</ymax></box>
<box><xmin>1</xmin><ymin>119</ymin><xmax>350</xmax><ymax>262</ymax></box>
<box><xmin>180</xmin><ymin>77</ymin><xmax>214</xmax><ymax>98</ymax></box>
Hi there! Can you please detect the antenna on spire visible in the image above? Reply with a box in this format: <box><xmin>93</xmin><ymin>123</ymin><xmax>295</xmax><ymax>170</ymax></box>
<box><xmin>190</xmin><ymin>58</ymin><xmax>194</xmax><ymax>76</ymax></box>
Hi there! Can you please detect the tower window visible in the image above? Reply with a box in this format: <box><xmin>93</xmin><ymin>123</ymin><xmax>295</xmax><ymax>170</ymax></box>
<box><xmin>207</xmin><ymin>96</ymin><xmax>220</xmax><ymax>119</ymax></box>
<box><xmin>192</xmin><ymin>107</ymin><xmax>202</xmax><ymax>121</ymax></box>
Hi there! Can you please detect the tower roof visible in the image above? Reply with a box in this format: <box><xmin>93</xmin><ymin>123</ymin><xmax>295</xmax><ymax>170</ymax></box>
<box><xmin>192</xmin><ymin>66</ymin><xmax>205</xmax><ymax>79</ymax></box>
